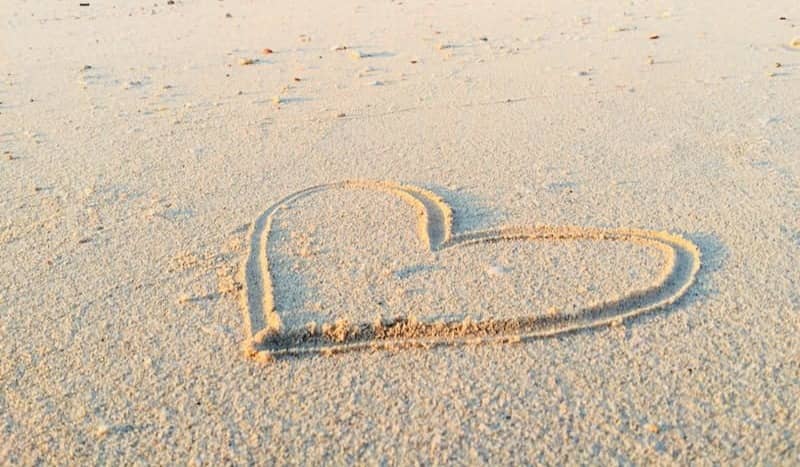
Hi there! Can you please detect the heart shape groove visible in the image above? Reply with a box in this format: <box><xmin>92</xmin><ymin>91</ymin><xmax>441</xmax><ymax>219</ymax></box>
<box><xmin>240</xmin><ymin>180</ymin><xmax>701</xmax><ymax>362</ymax></box>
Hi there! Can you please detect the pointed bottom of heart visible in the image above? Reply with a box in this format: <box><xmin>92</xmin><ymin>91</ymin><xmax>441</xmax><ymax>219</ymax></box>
<box><xmin>240</xmin><ymin>180</ymin><xmax>701</xmax><ymax>362</ymax></box>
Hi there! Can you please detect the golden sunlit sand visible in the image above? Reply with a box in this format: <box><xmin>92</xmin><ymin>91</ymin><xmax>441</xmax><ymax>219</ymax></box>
<box><xmin>2</xmin><ymin>0</ymin><xmax>799</xmax><ymax>463</ymax></box>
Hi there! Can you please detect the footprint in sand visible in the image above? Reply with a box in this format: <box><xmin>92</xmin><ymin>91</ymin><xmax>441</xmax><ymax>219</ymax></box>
<box><xmin>239</xmin><ymin>180</ymin><xmax>701</xmax><ymax>362</ymax></box>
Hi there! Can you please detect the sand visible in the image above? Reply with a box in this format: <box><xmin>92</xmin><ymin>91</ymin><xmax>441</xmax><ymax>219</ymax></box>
<box><xmin>2</xmin><ymin>0</ymin><xmax>799</xmax><ymax>464</ymax></box>
<box><xmin>241</xmin><ymin>180</ymin><xmax>700</xmax><ymax>361</ymax></box>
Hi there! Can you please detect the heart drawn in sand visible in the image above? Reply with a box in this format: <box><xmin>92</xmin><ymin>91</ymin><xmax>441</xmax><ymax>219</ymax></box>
<box><xmin>240</xmin><ymin>180</ymin><xmax>701</xmax><ymax>362</ymax></box>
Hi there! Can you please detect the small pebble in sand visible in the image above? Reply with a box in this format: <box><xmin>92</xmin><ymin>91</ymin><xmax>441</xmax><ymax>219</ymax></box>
<box><xmin>262</xmin><ymin>48</ymin><xmax>273</xmax><ymax>55</ymax></box>
<box><xmin>437</xmin><ymin>43</ymin><xmax>452</xmax><ymax>50</ymax></box>
<box><xmin>644</xmin><ymin>423</ymin><xmax>660</xmax><ymax>434</ymax></box>
<box><xmin>486</xmin><ymin>264</ymin><xmax>509</xmax><ymax>277</ymax></box>
<box><xmin>779</xmin><ymin>16</ymin><xmax>787</xmax><ymax>21</ymax></box>
<box><xmin>253</xmin><ymin>351</ymin><xmax>274</xmax><ymax>364</ymax></box>
<box><xmin>5</xmin><ymin>152</ymin><xmax>14</xmax><ymax>160</ymax></box>
<box><xmin>167</xmin><ymin>0</ymin><xmax>175</xmax><ymax>4</ymax></box>
<box><xmin>349</xmin><ymin>50</ymin><xmax>365</xmax><ymax>60</ymax></box>
<box><xmin>271</xmin><ymin>96</ymin><xmax>282</xmax><ymax>105</ymax></box>
<box><xmin>790</xmin><ymin>37</ymin><xmax>800</xmax><ymax>49</ymax></box>
<box><xmin>81</xmin><ymin>64</ymin><xmax>92</xmax><ymax>71</ymax></box>
<box><xmin>336</xmin><ymin>112</ymin><xmax>346</xmax><ymax>118</ymax></box>
<box><xmin>331</xmin><ymin>44</ymin><xmax>348</xmax><ymax>51</ymax></box>
<box><xmin>177</xmin><ymin>294</ymin><xmax>191</xmax><ymax>304</ymax></box>
<box><xmin>410</xmin><ymin>59</ymin><xmax>418</xmax><ymax>64</ymax></box>
<box><xmin>357</xmin><ymin>67</ymin><xmax>375</xmax><ymax>78</ymax></box>
<box><xmin>775</xmin><ymin>62</ymin><xmax>782</xmax><ymax>68</ymax></box>
<box><xmin>367</xmin><ymin>80</ymin><xmax>383</xmax><ymax>86</ymax></box>
<box><xmin>647</xmin><ymin>56</ymin><xmax>655</xmax><ymax>65</ymax></box>
<box><xmin>293</xmin><ymin>77</ymin><xmax>301</xmax><ymax>82</ymax></box>
<box><xmin>648</xmin><ymin>34</ymin><xmax>660</xmax><ymax>40</ymax></box>
<box><xmin>479</xmin><ymin>36</ymin><xmax>488</xmax><ymax>41</ymax></box>
<box><xmin>95</xmin><ymin>424</ymin><xmax>111</xmax><ymax>438</ymax></box>
<box><xmin>239</xmin><ymin>58</ymin><xmax>256</xmax><ymax>65</ymax></box>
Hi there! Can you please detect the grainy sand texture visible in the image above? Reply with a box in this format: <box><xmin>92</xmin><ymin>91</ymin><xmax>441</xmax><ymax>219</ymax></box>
<box><xmin>2</xmin><ymin>0</ymin><xmax>800</xmax><ymax>464</ymax></box>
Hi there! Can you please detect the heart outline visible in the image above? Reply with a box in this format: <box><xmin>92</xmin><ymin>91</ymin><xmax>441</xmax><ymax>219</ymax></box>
<box><xmin>240</xmin><ymin>180</ymin><xmax>701</xmax><ymax>362</ymax></box>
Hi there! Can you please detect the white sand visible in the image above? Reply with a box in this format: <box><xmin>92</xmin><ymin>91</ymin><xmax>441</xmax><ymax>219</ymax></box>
<box><xmin>2</xmin><ymin>0</ymin><xmax>800</xmax><ymax>463</ymax></box>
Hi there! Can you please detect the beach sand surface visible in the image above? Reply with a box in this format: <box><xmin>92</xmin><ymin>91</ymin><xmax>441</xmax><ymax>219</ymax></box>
<box><xmin>1</xmin><ymin>0</ymin><xmax>799</xmax><ymax>463</ymax></box>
